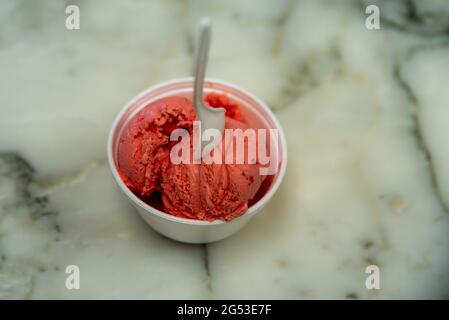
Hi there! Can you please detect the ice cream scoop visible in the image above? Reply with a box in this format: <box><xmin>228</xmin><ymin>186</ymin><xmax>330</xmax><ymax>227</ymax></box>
<box><xmin>117</xmin><ymin>93</ymin><xmax>267</xmax><ymax>221</ymax></box>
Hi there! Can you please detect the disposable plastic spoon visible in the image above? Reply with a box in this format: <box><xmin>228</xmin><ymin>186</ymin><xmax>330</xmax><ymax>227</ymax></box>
<box><xmin>193</xmin><ymin>18</ymin><xmax>225</xmax><ymax>156</ymax></box>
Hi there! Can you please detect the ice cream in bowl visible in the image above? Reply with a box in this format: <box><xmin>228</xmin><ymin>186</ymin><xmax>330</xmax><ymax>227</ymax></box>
<box><xmin>108</xmin><ymin>78</ymin><xmax>287</xmax><ymax>243</ymax></box>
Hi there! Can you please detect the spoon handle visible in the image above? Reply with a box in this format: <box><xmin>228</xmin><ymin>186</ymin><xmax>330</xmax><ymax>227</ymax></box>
<box><xmin>194</xmin><ymin>17</ymin><xmax>211</xmax><ymax>112</ymax></box>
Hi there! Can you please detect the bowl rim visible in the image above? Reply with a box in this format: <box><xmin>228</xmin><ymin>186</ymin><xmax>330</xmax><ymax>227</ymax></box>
<box><xmin>107</xmin><ymin>77</ymin><xmax>288</xmax><ymax>226</ymax></box>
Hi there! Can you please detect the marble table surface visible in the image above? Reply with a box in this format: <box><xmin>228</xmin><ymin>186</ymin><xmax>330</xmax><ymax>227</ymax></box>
<box><xmin>1</xmin><ymin>0</ymin><xmax>449</xmax><ymax>299</ymax></box>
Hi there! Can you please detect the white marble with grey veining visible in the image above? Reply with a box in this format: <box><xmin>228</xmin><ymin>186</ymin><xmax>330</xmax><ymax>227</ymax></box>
<box><xmin>1</xmin><ymin>0</ymin><xmax>449</xmax><ymax>299</ymax></box>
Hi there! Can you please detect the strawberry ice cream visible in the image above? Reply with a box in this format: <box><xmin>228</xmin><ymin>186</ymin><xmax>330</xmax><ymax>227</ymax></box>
<box><xmin>117</xmin><ymin>93</ymin><xmax>267</xmax><ymax>221</ymax></box>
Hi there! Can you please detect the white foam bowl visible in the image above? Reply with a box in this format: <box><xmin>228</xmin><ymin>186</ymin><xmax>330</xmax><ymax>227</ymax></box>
<box><xmin>108</xmin><ymin>78</ymin><xmax>287</xmax><ymax>243</ymax></box>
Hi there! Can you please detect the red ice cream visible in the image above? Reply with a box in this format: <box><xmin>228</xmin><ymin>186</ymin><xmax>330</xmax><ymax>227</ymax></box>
<box><xmin>117</xmin><ymin>93</ymin><xmax>267</xmax><ymax>221</ymax></box>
